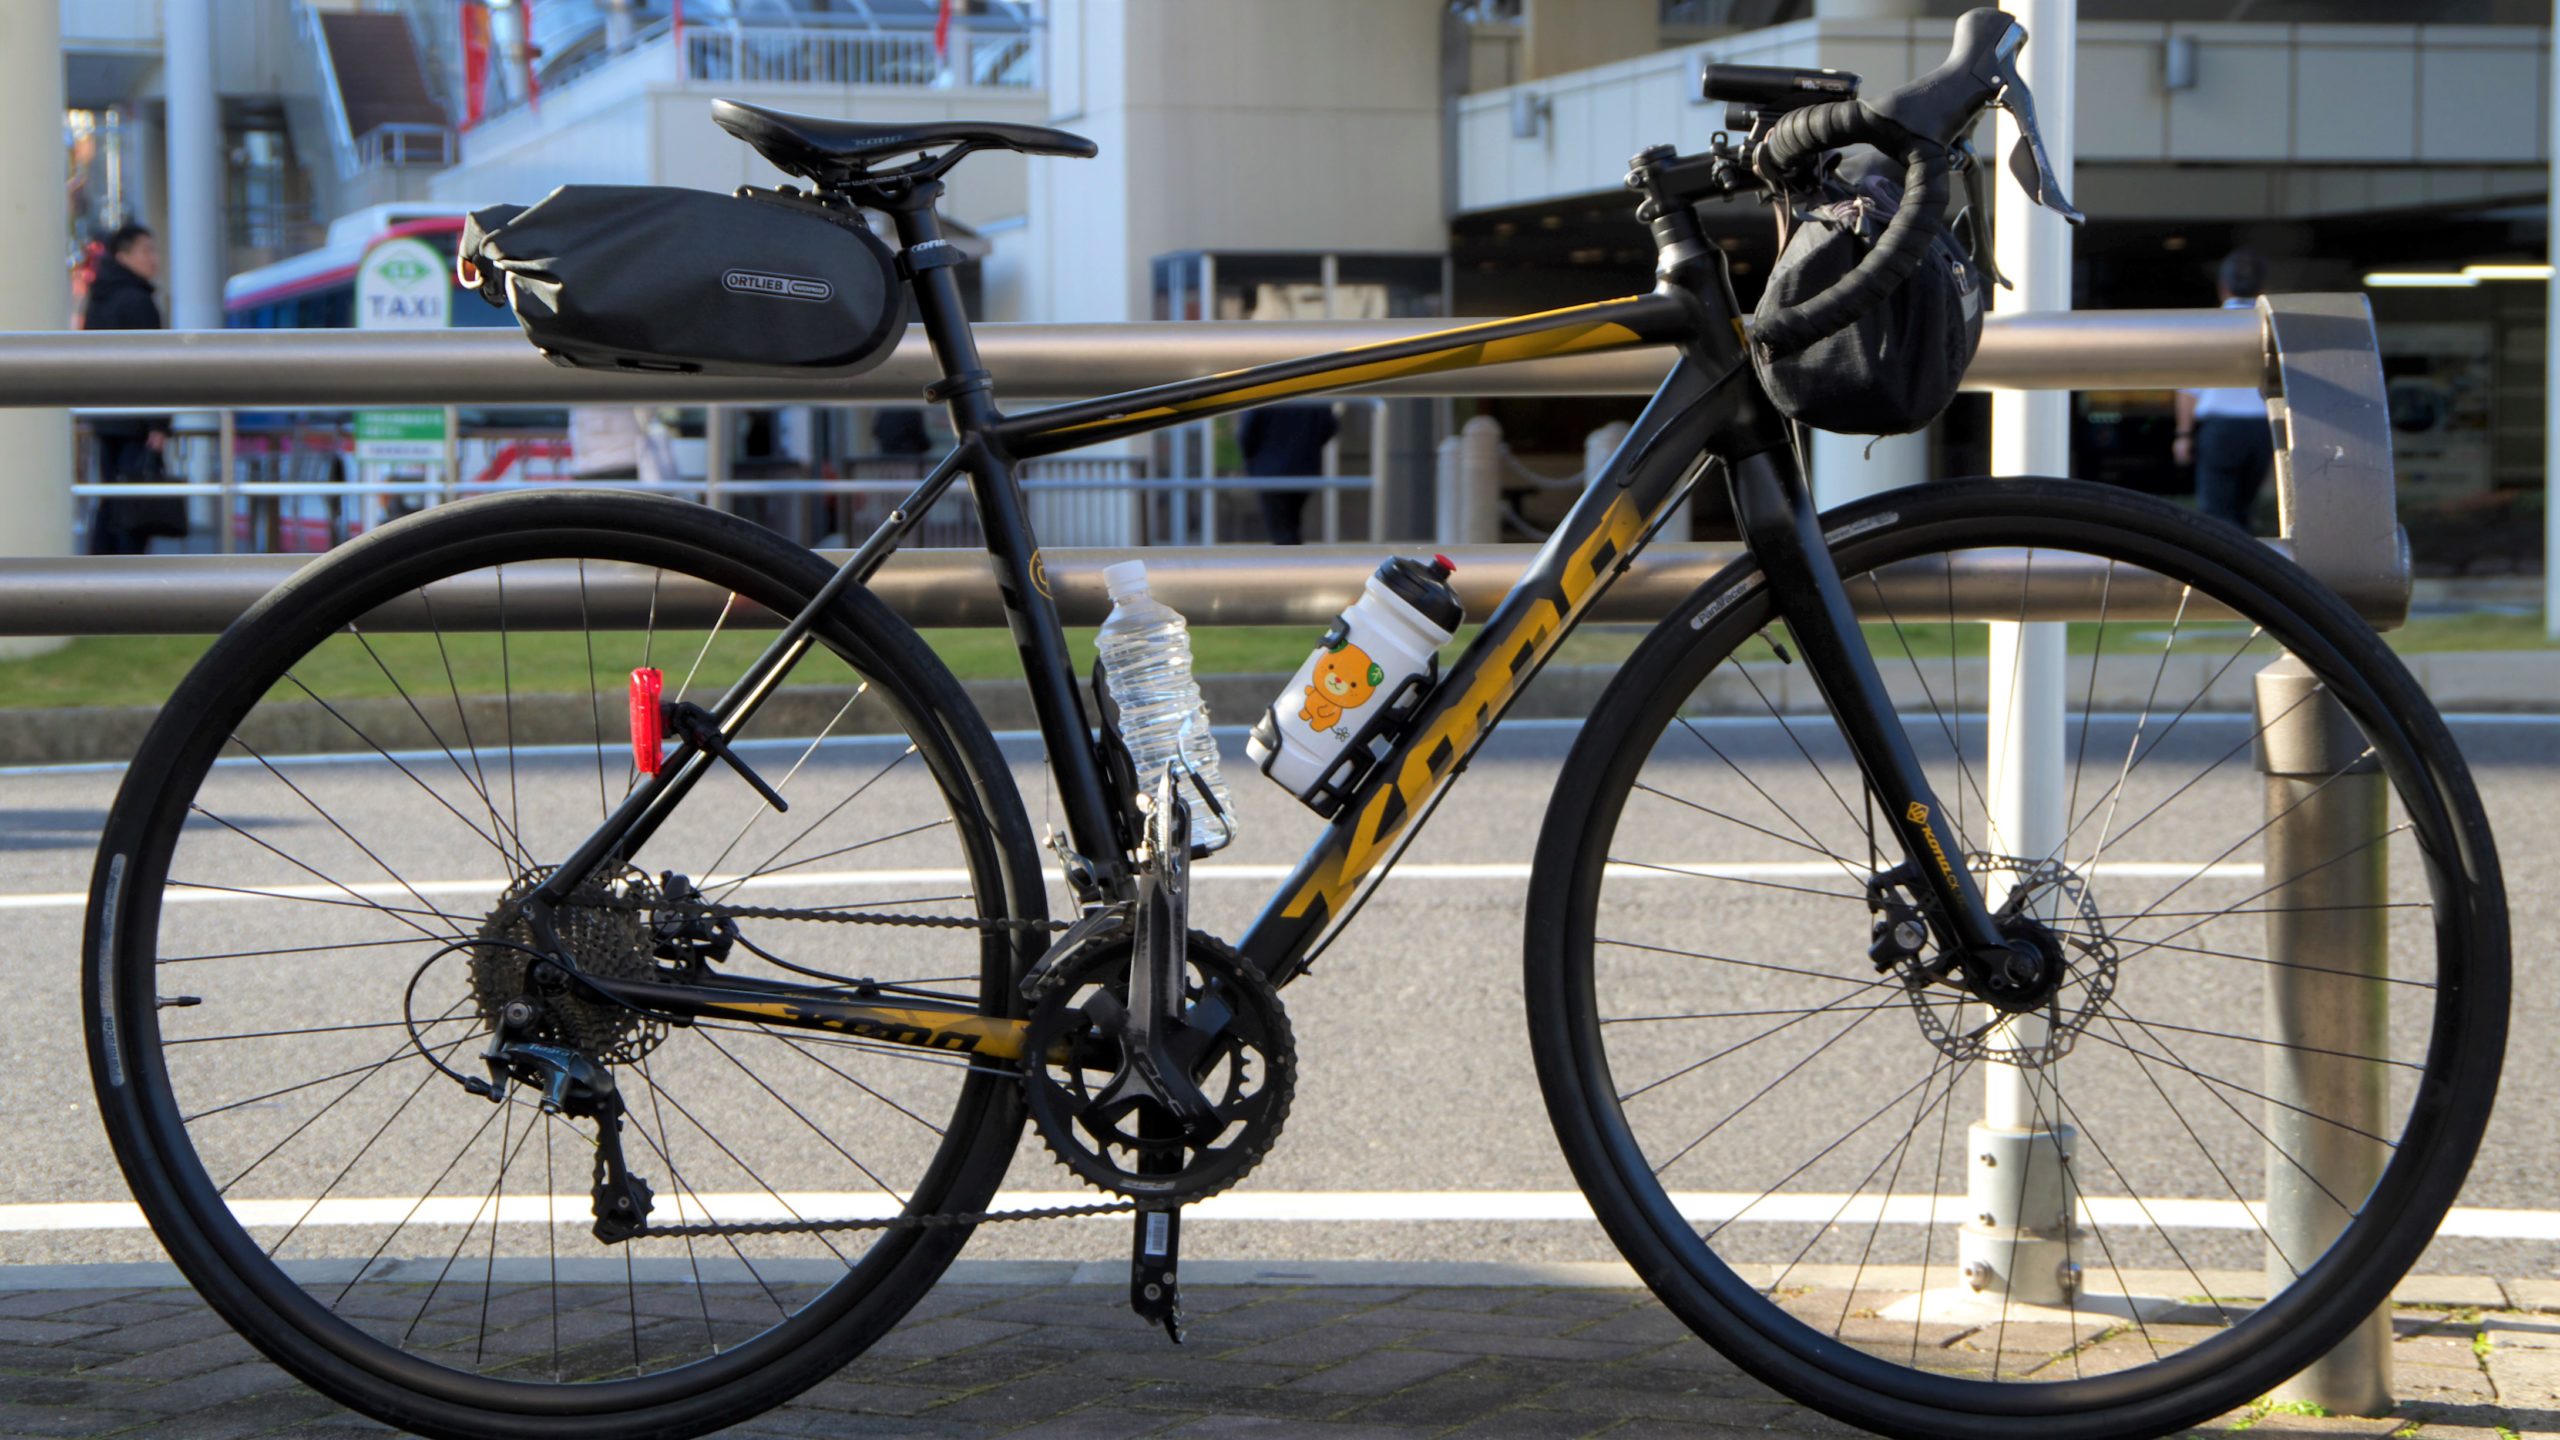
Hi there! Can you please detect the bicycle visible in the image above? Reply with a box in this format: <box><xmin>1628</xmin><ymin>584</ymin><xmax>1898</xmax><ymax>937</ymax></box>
<box><xmin>84</xmin><ymin>12</ymin><xmax>2505</xmax><ymax>1440</ymax></box>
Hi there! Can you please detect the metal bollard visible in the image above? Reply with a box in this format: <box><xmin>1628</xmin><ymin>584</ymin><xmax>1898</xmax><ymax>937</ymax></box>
<box><xmin>2254</xmin><ymin>654</ymin><xmax>2393</xmax><ymax>1416</ymax></box>
<box><xmin>1436</xmin><ymin>414</ymin><xmax>1505</xmax><ymax>546</ymax></box>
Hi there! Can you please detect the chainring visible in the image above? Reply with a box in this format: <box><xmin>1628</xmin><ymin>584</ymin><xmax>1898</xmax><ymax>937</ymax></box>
<box><xmin>1021</xmin><ymin>931</ymin><xmax>1293</xmax><ymax>1205</ymax></box>
<box><xmin>473</xmin><ymin>866</ymin><xmax>668</xmax><ymax>1066</ymax></box>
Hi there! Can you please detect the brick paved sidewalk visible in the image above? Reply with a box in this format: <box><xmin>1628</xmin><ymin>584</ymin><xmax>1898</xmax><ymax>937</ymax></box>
<box><xmin>0</xmin><ymin>1272</ymin><xmax>2554</xmax><ymax>1439</ymax></box>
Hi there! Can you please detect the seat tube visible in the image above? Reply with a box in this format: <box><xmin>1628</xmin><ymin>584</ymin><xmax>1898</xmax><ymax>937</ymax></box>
<box><xmin>1722</xmin><ymin>447</ymin><xmax>2005</xmax><ymax>955</ymax></box>
<box><xmin>891</xmin><ymin>197</ymin><xmax>1132</xmax><ymax>892</ymax></box>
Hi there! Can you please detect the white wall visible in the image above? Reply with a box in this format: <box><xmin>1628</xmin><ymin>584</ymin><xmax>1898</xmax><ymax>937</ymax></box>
<box><xmin>1028</xmin><ymin>0</ymin><xmax>1446</xmax><ymax>325</ymax></box>
<box><xmin>1454</xmin><ymin>17</ymin><xmax>2552</xmax><ymax>214</ymax></box>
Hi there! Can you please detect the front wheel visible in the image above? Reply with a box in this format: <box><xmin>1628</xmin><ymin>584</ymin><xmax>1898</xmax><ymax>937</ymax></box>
<box><xmin>1526</xmin><ymin>478</ymin><xmax>2505</xmax><ymax>1440</ymax></box>
<box><xmin>85</xmin><ymin>491</ymin><xmax>1047</xmax><ymax>1440</ymax></box>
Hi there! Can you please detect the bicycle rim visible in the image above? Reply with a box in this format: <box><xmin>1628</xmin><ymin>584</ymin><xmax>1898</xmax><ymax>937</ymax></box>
<box><xmin>86</xmin><ymin>493</ymin><xmax>1042</xmax><ymax>1434</ymax></box>
<box><xmin>1528</xmin><ymin>479</ymin><xmax>2505</xmax><ymax>1438</ymax></box>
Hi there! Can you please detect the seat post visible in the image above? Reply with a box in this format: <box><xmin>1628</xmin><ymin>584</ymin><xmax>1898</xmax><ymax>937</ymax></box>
<box><xmin>885</xmin><ymin>191</ymin><xmax>997</xmax><ymax>431</ymax></box>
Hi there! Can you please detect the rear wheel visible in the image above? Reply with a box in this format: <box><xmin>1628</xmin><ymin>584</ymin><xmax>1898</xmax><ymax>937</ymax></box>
<box><xmin>1527</xmin><ymin>479</ymin><xmax>2506</xmax><ymax>1439</ymax></box>
<box><xmin>85</xmin><ymin>491</ymin><xmax>1046</xmax><ymax>1440</ymax></box>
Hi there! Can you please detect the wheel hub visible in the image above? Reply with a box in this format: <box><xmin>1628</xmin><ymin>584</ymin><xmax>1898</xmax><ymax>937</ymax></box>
<box><xmin>1968</xmin><ymin>921</ymin><xmax>2068</xmax><ymax>1015</ymax></box>
<box><xmin>1893</xmin><ymin>854</ymin><xmax>2117</xmax><ymax>1069</ymax></box>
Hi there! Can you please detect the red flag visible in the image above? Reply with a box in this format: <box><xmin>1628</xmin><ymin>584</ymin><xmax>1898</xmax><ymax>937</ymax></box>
<box><xmin>460</xmin><ymin>3</ymin><xmax>491</xmax><ymax>128</ymax></box>
<box><xmin>934</xmin><ymin>0</ymin><xmax>954</xmax><ymax>61</ymax></box>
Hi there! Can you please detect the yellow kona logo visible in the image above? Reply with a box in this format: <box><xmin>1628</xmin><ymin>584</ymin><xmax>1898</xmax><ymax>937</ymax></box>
<box><xmin>1906</xmin><ymin>801</ymin><xmax>1960</xmax><ymax>887</ymax></box>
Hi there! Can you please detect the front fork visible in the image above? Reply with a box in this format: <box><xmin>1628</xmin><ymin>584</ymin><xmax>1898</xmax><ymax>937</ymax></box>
<box><xmin>1722</xmin><ymin>448</ymin><xmax>2011</xmax><ymax>966</ymax></box>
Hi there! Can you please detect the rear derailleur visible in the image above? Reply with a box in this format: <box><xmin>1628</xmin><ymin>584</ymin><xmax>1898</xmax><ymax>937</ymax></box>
<box><xmin>470</xmin><ymin>966</ymin><xmax>656</xmax><ymax>1245</ymax></box>
<box><xmin>1020</xmin><ymin>772</ymin><xmax>1295</xmax><ymax>1341</ymax></box>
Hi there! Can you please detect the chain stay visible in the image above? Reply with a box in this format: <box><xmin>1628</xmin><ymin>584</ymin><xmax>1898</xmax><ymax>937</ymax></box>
<box><xmin>563</xmin><ymin>889</ymin><xmax>1087</xmax><ymax>1238</ymax></box>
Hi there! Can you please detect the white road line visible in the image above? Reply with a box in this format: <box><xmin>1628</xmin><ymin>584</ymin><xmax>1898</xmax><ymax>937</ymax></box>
<box><xmin>0</xmin><ymin>860</ymin><xmax>2262</xmax><ymax>912</ymax></box>
<box><xmin>5</xmin><ymin>1191</ymin><xmax>2552</xmax><ymax>1239</ymax></box>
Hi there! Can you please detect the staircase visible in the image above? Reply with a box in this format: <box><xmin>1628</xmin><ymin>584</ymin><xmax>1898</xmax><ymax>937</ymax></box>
<box><xmin>302</xmin><ymin>5</ymin><xmax>454</xmax><ymax>203</ymax></box>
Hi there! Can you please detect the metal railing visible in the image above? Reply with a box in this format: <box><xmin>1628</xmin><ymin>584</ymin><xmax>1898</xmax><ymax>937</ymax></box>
<box><xmin>66</xmin><ymin>414</ymin><xmax>1342</xmax><ymax>555</ymax></box>
<box><xmin>484</xmin><ymin>12</ymin><xmax>1041</xmax><ymax>125</ymax></box>
<box><xmin>680</xmin><ymin>22</ymin><xmax>1038</xmax><ymax>90</ymax></box>
<box><xmin>0</xmin><ymin>299</ymin><xmax>2396</xmax><ymax>615</ymax></box>
<box><xmin>0</xmin><ymin>309</ymin><xmax>2267</xmax><ymax>408</ymax></box>
<box><xmin>0</xmin><ymin>300</ymin><xmax>2412</xmax><ymax>1413</ymax></box>
<box><xmin>350</xmin><ymin>122</ymin><xmax>455</xmax><ymax>172</ymax></box>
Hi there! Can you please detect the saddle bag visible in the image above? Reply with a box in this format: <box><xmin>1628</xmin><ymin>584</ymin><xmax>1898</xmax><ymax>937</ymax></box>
<box><xmin>1751</xmin><ymin>155</ymin><xmax>1984</xmax><ymax>437</ymax></box>
<box><xmin>458</xmin><ymin>185</ymin><xmax>906</xmax><ymax>377</ymax></box>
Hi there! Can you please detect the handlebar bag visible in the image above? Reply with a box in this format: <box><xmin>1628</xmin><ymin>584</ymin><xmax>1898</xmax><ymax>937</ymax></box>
<box><xmin>459</xmin><ymin>185</ymin><xmax>906</xmax><ymax>378</ymax></box>
<box><xmin>1751</xmin><ymin>157</ymin><xmax>1982</xmax><ymax>437</ymax></box>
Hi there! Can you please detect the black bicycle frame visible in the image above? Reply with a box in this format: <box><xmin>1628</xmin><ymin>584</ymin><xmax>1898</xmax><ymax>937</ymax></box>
<box><xmin>540</xmin><ymin>178</ymin><xmax>2008</xmax><ymax>1050</ymax></box>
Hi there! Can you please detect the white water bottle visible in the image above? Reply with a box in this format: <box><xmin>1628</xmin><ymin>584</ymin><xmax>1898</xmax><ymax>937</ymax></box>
<box><xmin>1247</xmin><ymin>555</ymin><xmax>1463</xmax><ymax>816</ymax></box>
<box><xmin>1095</xmin><ymin>560</ymin><xmax>1237</xmax><ymax>848</ymax></box>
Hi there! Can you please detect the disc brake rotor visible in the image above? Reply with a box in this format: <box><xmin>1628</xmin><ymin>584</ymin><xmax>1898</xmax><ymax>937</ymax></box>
<box><xmin>1900</xmin><ymin>853</ymin><xmax>2117</xmax><ymax>1068</ymax></box>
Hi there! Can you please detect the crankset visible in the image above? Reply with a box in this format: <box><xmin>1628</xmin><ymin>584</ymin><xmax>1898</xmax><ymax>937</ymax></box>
<box><xmin>1021</xmin><ymin>776</ymin><xmax>1296</xmax><ymax>1340</ymax></box>
<box><xmin>1020</xmin><ymin>929</ymin><xmax>1292</xmax><ymax>1204</ymax></box>
<box><xmin>1019</xmin><ymin>771</ymin><xmax>1295</xmax><ymax>1207</ymax></box>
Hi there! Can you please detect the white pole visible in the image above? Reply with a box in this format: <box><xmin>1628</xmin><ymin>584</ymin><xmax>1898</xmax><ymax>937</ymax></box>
<box><xmin>0</xmin><ymin>0</ymin><xmax>70</xmax><ymax>654</ymax></box>
<box><xmin>2547</xmin><ymin>8</ymin><xmax>2558</xmax><ymax>640</ymax></box>
<box><xmin>164</xmin><ymin>0</ymin><xmax>224</xmax><ymax>334</ymax></box>
<box><xmin>1962</xmin><ymin>0</ymin><xmax>2078</xmax><ymax>1310</ymax></box>
<box><xmin>1808</xmin><ymin>427</ymin><xmax>1927</xmax><ymax>509</ymax></box>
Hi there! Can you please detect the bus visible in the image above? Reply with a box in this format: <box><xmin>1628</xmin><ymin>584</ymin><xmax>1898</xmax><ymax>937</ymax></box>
<box><xmin>221</xmin><ymin>204</ymin><xmax>572</xmax><ymax>547</ymax></box>
<box><xmin>224</xmin><ymin>203</ymin><xmax>513</xmax><ymax>330</ymax></box>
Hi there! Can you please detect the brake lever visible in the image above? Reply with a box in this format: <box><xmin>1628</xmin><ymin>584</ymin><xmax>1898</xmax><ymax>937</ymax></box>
<box><xmin>1987</xmin><ymin>28</ymin><xmax>2083</xmax><ymax>226</ymax></box>
<box><xmin>1952</xmin><ymin>140</ymin><xmax>2012</xmax><ymax>293</ymax></box>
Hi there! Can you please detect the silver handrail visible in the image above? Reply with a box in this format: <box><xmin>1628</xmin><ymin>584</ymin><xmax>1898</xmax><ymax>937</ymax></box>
<box><xmin>0</xmin><ymin>541</ymin><xmax>2298</xmax><ymax>636</ymax></box>
<box><xmin>0</xmin><ymin>309</ymin><xmax>2263</xmax><ymax>408</ymax></box>
<box><xmin>0</xmin><ymin>296</ymin><xmax>2397</xmax><ymax>624</ymax></box>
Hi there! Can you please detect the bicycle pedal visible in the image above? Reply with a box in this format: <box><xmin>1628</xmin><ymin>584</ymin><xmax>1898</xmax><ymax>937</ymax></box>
<box><xmin>1128</xmin><ymin>1205</ymin><xmax>1184</xmax><ymax>1344</ymax></box>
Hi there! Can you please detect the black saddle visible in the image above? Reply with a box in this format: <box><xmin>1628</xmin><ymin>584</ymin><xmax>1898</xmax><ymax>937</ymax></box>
<box><xmin>711</xmin><ymin>99</ymin><xmax>1096</xmax><ymax>182</ymax></box>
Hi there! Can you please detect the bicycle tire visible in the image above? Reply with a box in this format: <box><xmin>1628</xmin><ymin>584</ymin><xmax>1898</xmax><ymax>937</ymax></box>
<box><xmin>85</xmin><ymin>490</ymin><xmax>1047</xmax><ymax>1440</ymax></box>
<box><xmin>1526</xmin><ymin>478</ymin><xmax>2505</xmax><ymax>1440</ymax></box>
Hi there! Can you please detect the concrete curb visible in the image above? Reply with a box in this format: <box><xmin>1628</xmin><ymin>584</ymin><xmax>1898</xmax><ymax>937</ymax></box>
<box><xmin>5</xmin><ymin>650</ymin><xmax>2552</xmax><ymax>767</ymax></box>
<box><xmin>0</xmin><ymin>669</ymin><xmax>1622</xmax><ymax>768</ymax></box>
<box><xmin>1</xmin><ymin>1257</ymin><xmax>2551</xmax><ymax>1304</ymax></box>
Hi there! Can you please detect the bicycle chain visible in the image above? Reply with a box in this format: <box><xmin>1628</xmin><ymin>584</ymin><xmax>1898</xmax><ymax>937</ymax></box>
<box><xmin>590</xmin><ymin>891</ymin><xmax>1072</xmax><ymax>934</ymax></box>
<box><xmin>629</xmin><ymin>1197</ymin><xmax>1136</xmax><ymax>1241</ymax></box>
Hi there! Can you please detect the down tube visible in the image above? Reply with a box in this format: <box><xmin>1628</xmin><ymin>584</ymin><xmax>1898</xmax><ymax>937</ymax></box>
<box><xmin>1236</xmin><ymin>355</ymin><xmax>1741</xmax><ymax>983</ymax></box>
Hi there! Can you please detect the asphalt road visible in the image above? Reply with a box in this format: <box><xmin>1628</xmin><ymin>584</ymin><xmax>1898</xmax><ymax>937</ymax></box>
<box><xmin>2</xmin><ymin>709</ymin><xmax>2553</xmax><ymax>1291</ymax></box>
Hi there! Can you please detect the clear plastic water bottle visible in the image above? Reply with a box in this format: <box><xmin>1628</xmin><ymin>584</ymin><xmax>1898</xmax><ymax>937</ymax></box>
<box><xmin>1096</xmin><ymin>560</ymin><xmax>1237</xmax><ymax>848</ymax></box>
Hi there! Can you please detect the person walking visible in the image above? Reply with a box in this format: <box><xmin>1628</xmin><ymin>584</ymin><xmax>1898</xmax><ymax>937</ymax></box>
<box><xmin>2174</xmin><ymin>249</ymin><xmax>2275</xmax><ymax>530</ymax></box>
<box><xmin>1240</xmin><ymin>401</ymin><xmax>1338</xmax><ymax>546</ymax></box>
<box><xmin>83</xmin><ymin>223</ymin><xmax>184</xmax><ymax>555</ymax></box>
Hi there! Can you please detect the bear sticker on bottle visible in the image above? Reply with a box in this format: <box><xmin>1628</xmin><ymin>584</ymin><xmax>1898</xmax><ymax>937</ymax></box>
<box><xmin>1300</xmin><ymin>641</ymin><xmax>1383</xmax><ymax>736</ymax></box>
<box><xmin>1248</xmin><ymin>555</ymin><xmax>1463</xmax><ymax>815</ymax></box>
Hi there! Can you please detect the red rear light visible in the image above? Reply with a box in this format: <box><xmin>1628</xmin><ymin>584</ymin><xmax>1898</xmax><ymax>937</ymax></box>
<box><xmin>629</xmin><ymin>668</ymin><xmax>665</xmax><ymax>774</ymax></box>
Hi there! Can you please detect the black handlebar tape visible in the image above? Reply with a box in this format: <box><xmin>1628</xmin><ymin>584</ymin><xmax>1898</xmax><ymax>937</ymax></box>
<box><xmin>1757</xmin><ymin>98</ymin><xmax>1875</xmax><ymax>181</ymax></box>
<box><xmin>1751</xmin><ymin>101</ymin><xmax>1953</xmax><ymax>359</ymax></box>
